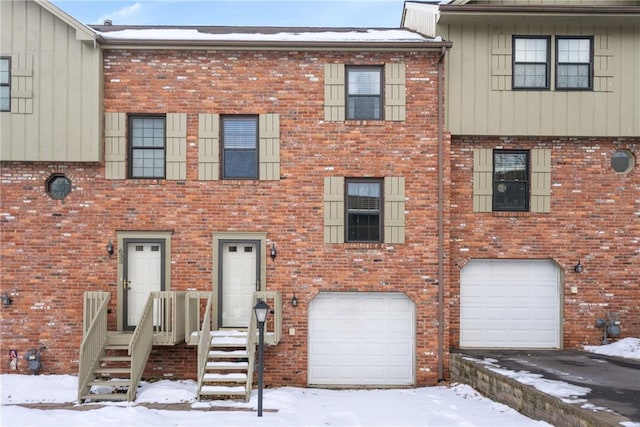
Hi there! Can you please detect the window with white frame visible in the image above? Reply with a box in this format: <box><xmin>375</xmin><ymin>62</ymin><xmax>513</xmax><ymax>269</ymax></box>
<box><xmin>512</xmin><ymin>37</ymin><xmax>550</xmax><ymax>90</ymax></box>
<box><xmin>556</xmin><ymin>37</ymin><xmax>593</xmax><ymax>90</ymax></box>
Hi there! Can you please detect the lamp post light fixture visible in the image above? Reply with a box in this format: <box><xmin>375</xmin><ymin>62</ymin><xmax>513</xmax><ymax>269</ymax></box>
<box><xmin>254</xmin><ymin>299</ymin><xmax>269</xmax><ymax>417</ymax></box>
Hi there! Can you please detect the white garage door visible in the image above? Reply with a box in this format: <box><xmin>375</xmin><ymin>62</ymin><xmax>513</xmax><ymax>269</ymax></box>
<box><xmin>460</xmin><ymin>259</ymin><xmax>561</xmax><ymax>349</ymax></box>
<box><xmin>308</xmin><ymin>292</ymin><xmax>415</xmax><ymax>386</ymax></box>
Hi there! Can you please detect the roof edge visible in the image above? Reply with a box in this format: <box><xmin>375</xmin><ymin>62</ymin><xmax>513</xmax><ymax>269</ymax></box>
<box><xmin>34</xmin><ymin>0</ymin><xmax>97</xmax><ymax>42</ymax></box>
<box><xmin>438</xmin><ymin>4</ymin><xmax>640</xmax><ymax>14</ymax></box>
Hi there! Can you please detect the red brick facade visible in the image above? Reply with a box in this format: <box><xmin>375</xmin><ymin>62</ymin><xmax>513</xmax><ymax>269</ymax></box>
<box><xmin>449</xmin><ymin>136</ymin><xmax>640</xmax><ymax>349</ymax></box>
<box><xmin>0</xmin><ymin>49</ymin><xmax>452</xmax><ymax>385</ymax></box>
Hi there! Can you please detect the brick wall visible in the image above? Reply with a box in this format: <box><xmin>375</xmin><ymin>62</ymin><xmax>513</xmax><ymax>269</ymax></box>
<box><xmin>0</xmin><ymin>49</ymin><xmax>451</xmax><ymax>385</ymax></box>
<box><xmin>449</xmin><ymin>136</ymin><xmax>640</xmax><ymax>349</ymax></box>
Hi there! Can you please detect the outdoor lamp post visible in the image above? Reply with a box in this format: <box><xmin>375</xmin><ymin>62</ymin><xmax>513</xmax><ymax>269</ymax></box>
<box><xmin>254</xmin><ymin>299</ymin><xmax>269</xmax><ymax>417</ymax></box>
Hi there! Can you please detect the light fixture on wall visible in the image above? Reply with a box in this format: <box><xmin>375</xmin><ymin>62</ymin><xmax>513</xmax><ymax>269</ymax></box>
<box><xmin>291</xmin><ymin>294</ymin><xmax>298</xmax><ymax>307</ymax></box>
<box><xmin>2</xmin><ymin>293</ymin><xmax>13</xmax><ymax>306</ymax></box>
<box><xmin>574</xmin><ymin>260</ymin><xmax>583</xmax><ymax>273</ymax></box>
<box><xmin>106</xmin><ymin>240</ymin><xmax>114</xmax><ymax>256</ymax></box>
<box><xmin>270</xmin><ymin>243</ymin><xmax>277</xmax><ymax>260</ymax></box>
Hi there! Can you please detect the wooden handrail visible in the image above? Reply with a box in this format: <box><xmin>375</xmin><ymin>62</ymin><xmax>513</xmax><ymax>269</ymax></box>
<box><xmin>78</xmin><ymin>291</ymin><xmax>110</xmax><ymax>402</ymax></box>
<box><xmin>196</xmin><ymin>293</ymin><xmax>213</xmax><ymax>400</ymax></box>
<box><xmin>127</xmin><ymin>293</ymin><xmax>154</xmax><ymax>401</ymax></box>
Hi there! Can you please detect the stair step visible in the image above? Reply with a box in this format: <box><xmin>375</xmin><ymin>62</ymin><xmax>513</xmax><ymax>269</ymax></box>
<box><xmin>203</xmin><ymin>372</ymin><xmax>247</xmax><ymax>383</ymax></box>
<box><xmin>211</xmin><ymin>330</ymin><xmax>247</xmax><ymax>337</ymax></box>
<box><xmin>199</xmin><ymin>385</ymin><xmax>246</xmax><ymax>396</ymax></box>
<box><xmin>209</xmin><ymin>350</ymin><xmax>248</xmax><ymax>358</ymax></box>
<box><xmin>107</xmin><ymin>332</ymin><xmax>134</xmax><ymax>346</ymax></box>
<box><xmin>206</xmin><ymin>361</ymin><xmax>248</xmax><ymax>370</ymax></box>
<box><xmin>94</xmin><ymin>367</ymin><xmax>131</xmax><ymax>375</ymax></box>
<box><xmin>105</xmin><ymin>345</ymin><xmax>129</xmax><ymax>351</ymax></box>
<box><xmin>100</xmin><ymin>356</ymin><xmax>132</xmax><ymax>362</ymax></box>
<box><xmin>89</xmin><ymin>379</ymin><xmax>131</xmax><ymax>387</ymax></box>
<box><xmin>81</xmin><ymin>393</ymin><xmax>130</xmax><ymax>401</ymax></box>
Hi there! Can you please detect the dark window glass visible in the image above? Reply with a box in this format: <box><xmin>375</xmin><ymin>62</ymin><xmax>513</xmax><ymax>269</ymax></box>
<box><xmin>512</xmin><ymin>37</ymin><xmax>549</xmax><ymax>90</ymax></box>
<box><xmin>347</xmin><ymin>67</ymin><xmax>382</xmax><ymax>120</ymax></box>
<box><xmin>222</xmin><ymin>116</ymin><xmax>258</xmax><ymax>179</ymax></box>
<box><xmin>346</xmin><ymin>180</ymin><xmax>382</xmax><ymax>242</ymax></box>
<box><xmin>130</xmin><ymin>116</ymin><xmax>165</xmax><ymax>178</ymax></box>
<box><xmin>0</xmin><ymin>57</ymin><xmax>10</xmax><ymax>112</ymax></box>
<box><xmin>493</xmin><ymin>151</ymin><xmax>529</xmax><ymax>211</ymax></box>
<box><xmin>556</xmin><ymin>37</ymin><xmax>592</xmax><ymax>90</ymax></box>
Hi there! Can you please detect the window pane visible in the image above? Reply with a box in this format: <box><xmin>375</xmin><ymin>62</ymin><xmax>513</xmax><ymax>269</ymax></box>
<box><xmin>348</xmin><ymin>70</ymin><xmax>380</xmax><ymax>95</ymax></box>
<box><xmin>493</xmin><ymin>151</ymin><xmax>528</xmax><ymax>211</ymax></box>
<box><xmin>346</xmin><ymin>181</ymin><xmax>381</xmax><ymax>242</ymax></box>
<box><xmin>131</xmin><ymin>117</ymin><xmax>164</xmax><ymax>148</ymax></box>
<box><xmin>131</xmin><ymin>148</ymin><xmax>164</xmax><ymax>178</ymax></box>
<box><xmin>222</xmin><ymin>117</ymin><xmax>257</xmax><ymax>179</ymax></box>
<box><xmin>493</xmin><ymin>182</ymin><xmax>527</xmax><ymax>210</ymax></box>
<box><xmin>495</xmin><ymin>152</ymin><xmax>527</xmax><ymax>180</ymax></box>
<box><xmin>515</xmin><ymin>38</ymin><xmax>547</xmax><ymax>63</ymax></box>
<box><xmin>558</xmin><ymin>38</ymin><xmax>590</xmax><ymax>63</ymax></box>
<box><xmin>514</xmin><ymin>64</ymin><xmax>546</xmax><ymax>88</ymax></box>
<box><xmin>346</xmin><ymin>67</ymin><xmax>382</xmax><ymax>120</ymax></box>
<box><xmin>347</xmin><ymin>96</ymin><xmax>381</xmax><ymax>120</ymax></box>
<box><xmin>223</xmin><ymin>118</ymin><xmax>257</xmax><ymax>149</ymax></box>
<box><xmin>557</xmin><ymin>64</ymin><xmax>589</xmax><ymax>88</ymax></box>
<box><xmin>0</xmin><ymin>87</ymin><xmax>9</xmax><ymax>110</ymax></box>
<box><xmin>223</xmin><ymin>150</ymin><xmax>257</xmax><ymax>179</ymax></box>
<box><xmin>0</xmin><ymin>58</ymin><xmax>8</xmax><ymax>84</ymax></box>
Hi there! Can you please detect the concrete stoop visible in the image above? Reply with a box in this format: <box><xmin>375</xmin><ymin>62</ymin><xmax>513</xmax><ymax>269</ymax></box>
<box><xmin>450</xmin><ymin>354</ymin><xmax>632</xmax><ymax>427</ymax></box>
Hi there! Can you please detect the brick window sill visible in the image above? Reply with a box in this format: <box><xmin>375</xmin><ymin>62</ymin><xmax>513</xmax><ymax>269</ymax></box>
<box><xmin>344</xmin><ymin>242</ymin><xmax>385</xmax><ymax>250</ymax></box>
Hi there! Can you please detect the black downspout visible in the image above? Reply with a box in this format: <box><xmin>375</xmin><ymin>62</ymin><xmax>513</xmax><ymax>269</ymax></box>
<box><xmin>437</xmin><ymin>45</ymin><xmax>446</xmax><ymax>382</ymax></box>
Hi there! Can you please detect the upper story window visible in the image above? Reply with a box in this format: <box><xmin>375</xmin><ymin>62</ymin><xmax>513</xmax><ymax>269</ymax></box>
<box><xmin>346</xmin><ymin>66</ymin><xmax>383</xmax><ymax>120</ymax></box>
<box><xmin>493</xmin><ymin>150</ymin><xmax>529</xmax><ymax>212</ymax></box>
<box><xmin>129</xmin><ymin>115</ymin><xmax>165</xmax><ymax>179</ymax></box>
<box><xmin>0</xmin><ymin>57</ymin><xmax>10</xmax><ymax>112</ymax></box>
<box><xmin>512</xmin><ymin>37</ymin><xmax>550</xmax><ymax>90</ymax></box>
<box><xmin>346</xmin><ymin>179</ymin><xmax>382</xmax><ymax>242</ymax></box>
<box><xmin>222</xmin><ymin>116</ymin><xmax>258</xmax><ymax>179</ymax></box>
<box><xmin>556</xmin><ymin>37</ymin><xmax>593</xmax><ymax>90</ymax></box>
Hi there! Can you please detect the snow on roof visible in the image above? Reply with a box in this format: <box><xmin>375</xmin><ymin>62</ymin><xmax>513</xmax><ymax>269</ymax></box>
<box><xmin>94</xmin><ymin>27</ymin><xmax>442</xmax><ymax>43</ymax></box>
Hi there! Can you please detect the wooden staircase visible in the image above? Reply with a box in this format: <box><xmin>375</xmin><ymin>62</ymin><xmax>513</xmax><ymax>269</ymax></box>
<box><xmin>198</xmin><ymin>329</ymin><xmax>251</xmax><ymax>401</ymax></box>
<box><xmin>79</xmin><ymin>332</ymin><xmax>135</xmax><ymax>402</ymax></box>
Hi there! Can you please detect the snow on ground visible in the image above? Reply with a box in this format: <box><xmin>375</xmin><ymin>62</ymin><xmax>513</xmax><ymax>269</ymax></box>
<box><xmin>0</xmin><ymin>374</ymin><xmax>551</xmax><ymax>427</ymax></box>
<box><xmin>584</xmin><ymin>337</ymin><xmax>640</xmax><ymax>361</ymax></box>
<box><xmin>1</xmin><ymin>339</ymin><xmax>637</xmax><ymax>426</ymax></box>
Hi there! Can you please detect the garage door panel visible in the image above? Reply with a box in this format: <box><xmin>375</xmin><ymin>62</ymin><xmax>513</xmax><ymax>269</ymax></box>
<box><xmin>309</xmin><ymin>292</ymin><xmax>415</xmax><ymax>386</ymax></box>
<box><xmin>461</xmin><ymin>259</ymin><xmax>560</xmax><ymax>349</ymax></box>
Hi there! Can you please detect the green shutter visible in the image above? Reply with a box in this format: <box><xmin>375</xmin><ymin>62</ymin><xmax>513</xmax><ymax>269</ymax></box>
<box><xmin>259</xmin><ymin>113</ymin><xmax>280</xmax><ymax>181</ymax></box>
<box><xmin>473</xmin><ymin>149</ymin><xmax>493</xmax><ymax>212</ymax></box>
<box><xmin>324</xmin><ymin>64</ymin><xmax>345</xmax><ymax>122</ymax></box>
<box><xmin>385</xmin><ymin>63</ymin><xmax>406</xmax><ymax>121</ymax></box>
<box><xmin>531</xmin><ymin>149</ymin><xmax>551</xmax><ymax>213</ymax></box>
<box><xmin>384</xmin><ymin>177</ymin><xmax>405</xmax><ymax>244</ymax></box>
<box><xmin>198</xmin><ymin>113</ymin><xmax>220</xmax><ymax>180</ymax></box>
<box><xmin>166</xmin><ymin>113</ymin><xmax>187</xmax><ymax>180</ymax></box>
<box><xmin>10</xmin><ymin>53</ymin><xmax>33</xmax><ymax>114</ymax></box>
<box><xmin>324</xmin><ymin>177</ymin><xmax>345</xmax><ymax>244</ymax></box>
<box><xmin>104</xmin><ymin>112</ymin><xmax>126</xmax><ymax>180</ymax></box>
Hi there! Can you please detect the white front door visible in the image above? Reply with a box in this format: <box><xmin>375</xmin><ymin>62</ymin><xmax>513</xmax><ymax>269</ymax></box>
<box><xmin>124</xmin><ymin>241</ymin><xmax>163</xmax><ymax>329</ymax></box>
<box><xmin>220</xmin><ymin>242</ymin><xmax>258</xmax><ymax>328</ymax></box>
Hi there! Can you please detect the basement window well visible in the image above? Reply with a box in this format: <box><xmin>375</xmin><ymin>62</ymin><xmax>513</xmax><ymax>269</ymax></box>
<box><xmin>611</xmin><ymin>150</ymin><xmax>635</xmax><ymax>174</ymax></box>
<box><xmin>46</xmin><ymin>174</ymin><xmax>72</xmax><ymax>200</ymax></box>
